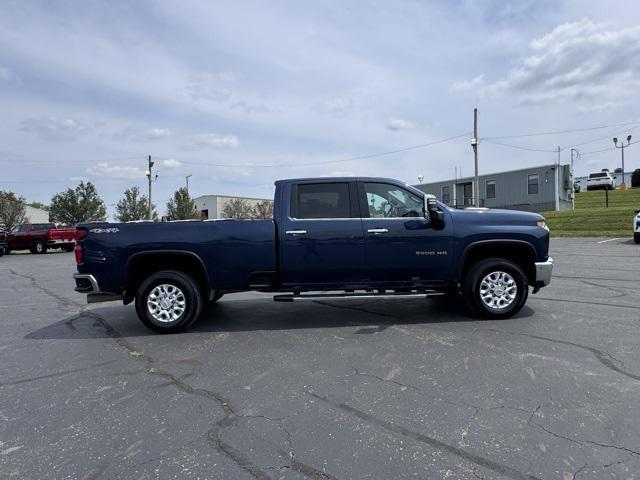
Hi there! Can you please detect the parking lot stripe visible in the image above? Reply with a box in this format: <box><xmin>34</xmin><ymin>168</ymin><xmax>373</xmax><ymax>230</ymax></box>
<box><xmin>596</xmin><ymin>238</ymin><xmax>620</xmax><ymax>244</ymax></box>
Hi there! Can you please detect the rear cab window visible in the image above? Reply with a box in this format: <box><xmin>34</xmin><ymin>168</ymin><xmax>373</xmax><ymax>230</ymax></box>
<box><xmin>291</xmin><ymin>183</ymin><xmax>353</xmax><ymax>219</ymax></box>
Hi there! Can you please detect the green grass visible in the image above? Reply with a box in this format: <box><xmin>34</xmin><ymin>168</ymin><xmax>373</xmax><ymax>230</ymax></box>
<box><xmin>541</xmin><ymin>188</ymin><xmax>640</xmax><ymax>237</ymax></box>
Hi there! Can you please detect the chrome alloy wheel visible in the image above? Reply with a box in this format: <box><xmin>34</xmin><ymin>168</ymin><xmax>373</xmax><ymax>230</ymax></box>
<box><xmin>147</xmin><ymin>284</ymin><xmax>186</xmax><ymax>323</ymax></box>
<box><xmin>479</xmin><ymin>271</ymin><xmax>517</xmax><ymax>310</ymax></box>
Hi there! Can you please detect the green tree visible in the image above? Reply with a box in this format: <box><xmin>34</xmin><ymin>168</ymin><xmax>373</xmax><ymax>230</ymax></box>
<box><xmin>0</xmin><ymin>191</ymin><xmax>27</xmax><ymax>231</ymax></box>
<box><xmin>49</xmin><ymin>181</ymin><xmax>107</xmax><ymax>226</ymax></box>
<box><xmin>166</xmin><ymin>187</ymin><xmax>198</xmax><ymax>220</ymax></box>
<box><xmin>27</xmin><ymin>201</ymin><xmax>50</xmax><ymax>211</ymax></box>
<box><xmin>222</xmin><ymin>197</ymin><xmax>254</xmax><ymax>219</ymax></box>
<box><xmin>252</xmin><ymin>199</ymin><xmax>274</xmax><ymax>219</ymax></box>
<box><xmin>115</xmin><ymin>186</ymin><xmax>157</xmax><ymax>222</ymax></box>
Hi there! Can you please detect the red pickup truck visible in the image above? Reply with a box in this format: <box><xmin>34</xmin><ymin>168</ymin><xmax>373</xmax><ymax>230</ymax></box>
<box><xmin>6</xmin><ymin>223</ymin><xmax>76</xmax><ymax>254</ymax></box>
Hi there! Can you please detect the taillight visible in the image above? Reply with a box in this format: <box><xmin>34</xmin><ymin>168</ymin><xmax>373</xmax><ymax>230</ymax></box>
<box><xmin>74</xmin><ymin>229</ymin><xmax>87</xmax><ymax>263</ymax></box>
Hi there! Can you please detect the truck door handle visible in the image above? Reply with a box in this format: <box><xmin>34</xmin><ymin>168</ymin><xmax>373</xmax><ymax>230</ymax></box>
<box><xmin>285</xmin><ymin>230</ymin><xmax>307</xmax><ymax>236</ymax></box>
<box><xmin>367</xmin><ymin>228</ymin><xmax>389</xmax><ymax>234</ymax></box>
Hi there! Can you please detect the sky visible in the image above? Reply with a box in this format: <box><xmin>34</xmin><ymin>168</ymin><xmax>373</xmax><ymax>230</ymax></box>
<box><xmin>2</xmin><ymin>0</ymin><xmax>640</xmax><ymax>219</ymax></box>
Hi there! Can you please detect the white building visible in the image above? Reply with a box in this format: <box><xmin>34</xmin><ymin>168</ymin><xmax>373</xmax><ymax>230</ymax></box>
<box><xmin>193</xmin><ymin>195</ymin><xmax>270</xmax><ymax>219</ymax></box>
<box><xmin>24</xmin><ymin>205</ymin><xmax>49</xmax><ymax>223</ymax></box>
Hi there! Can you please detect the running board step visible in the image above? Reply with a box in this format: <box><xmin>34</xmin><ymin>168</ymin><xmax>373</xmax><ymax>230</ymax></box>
<box><xmin>273</xmin><ymin>291</ymin><xmax>445</xmax><ymax>302</ymax></box>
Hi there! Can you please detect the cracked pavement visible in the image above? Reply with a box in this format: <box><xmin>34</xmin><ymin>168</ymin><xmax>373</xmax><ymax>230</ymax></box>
<box><xmin>1</xmin><ymin>237</ymin><xmax>640</xmax><ymax>479</ymax></box>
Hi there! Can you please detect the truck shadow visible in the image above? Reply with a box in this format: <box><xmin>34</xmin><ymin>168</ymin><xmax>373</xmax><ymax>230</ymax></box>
<box><xmin>25</xmin><ymin>297</ymin><xmax>534</xmax><ymax>340</ymax></box>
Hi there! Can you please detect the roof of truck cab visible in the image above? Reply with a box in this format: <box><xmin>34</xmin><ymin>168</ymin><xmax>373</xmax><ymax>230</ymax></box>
<box><xmin>275</xmin><ymin>177</ymin><xmax>407</xmax><ymax>185</ymax></box>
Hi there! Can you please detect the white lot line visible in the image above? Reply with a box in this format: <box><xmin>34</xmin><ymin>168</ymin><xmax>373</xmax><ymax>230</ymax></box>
<box><xmin>597</xmin><ymin>238</ymin><xmax>620</xmax><ymax>244</ymax></box>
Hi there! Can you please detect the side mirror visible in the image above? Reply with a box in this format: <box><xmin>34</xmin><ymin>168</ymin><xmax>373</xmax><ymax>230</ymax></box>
<box><xmin>425</xmin><ymin>197</ymin><xmax>445</xmax><ymax>229</ymax></box>
<box><xmin>635</xmin><ymin>209</ymin><xmax>640</xmax><ymax>214</ymax></box>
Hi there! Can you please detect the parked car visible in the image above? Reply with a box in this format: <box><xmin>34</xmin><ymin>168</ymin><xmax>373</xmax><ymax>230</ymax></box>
<box><xmin>586</xmin><ymin>171</ymin><xmax>615</xmax><ymax>191</ymax></box>
<box><xmin>634</xmin><ymin>209</ymin><xmax>640</xmax><ymax>244</ymax></box>
<box><xmin>73</xmin><ymin>176</ymin><xmax>553</xmax><ymax>333</ymax></box>
<box><xmin>6</xmin><ymin>223</ymin><xmax>76</xmax><ymax>254</ymax></box>
<box><xmin>0</xmin><ymin>228</ymin><xmax>7</xmax><ymax>257</ymax></box>
<box><xmin>573</xmin><ymin>181</ymin><xmax>581</xmax><ymax>193</ymax></box>
<box><xmin>632</xmin><ymin>169</ymin><xmax>640</xmax><ymax>188</ymax></box>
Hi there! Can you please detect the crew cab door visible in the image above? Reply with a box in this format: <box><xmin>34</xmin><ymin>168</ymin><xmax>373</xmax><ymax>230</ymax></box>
<box><xmin>279</xmin><ymin>181</ymin><xmax>365</xmax><ymax>288</ymax></box>
<box><xmin>358</xmin><ymin>181</ymin><xmax>453</xmax><ymax>285</ymax></box>
<box><xmin>8</xmin><ymin>224</ymin><xmax>29</xmax><ymax>249</ymax></box>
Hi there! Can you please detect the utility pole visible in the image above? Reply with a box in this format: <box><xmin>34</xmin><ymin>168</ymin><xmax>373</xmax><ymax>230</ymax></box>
<box><xmin>471</xmin><ymin>108</ymin><xmax>479</xmax><ymax>207</ymax></box>
<box><xmin>570</xmin><ymin>148</ymin><xmax>579</xmax><ymax>210</ymax></box>
<box><xmin>555</xmin><ymin>146</ymin><xmax>561</xmax><ymax>211</ymax></box>
<box><xmin>613</xmin><ymin>135</ymin><xmax>632</xmax><ymax>189</ymax></box>
<box><xmin>146</xmin><ymin>155</ymin><xmax>154</xmax><ymax>220</ymax></box>
<box><xmin>186</xmin><ymin>174</ymin><xmax>192</xmax><ymax>194</ymax></box>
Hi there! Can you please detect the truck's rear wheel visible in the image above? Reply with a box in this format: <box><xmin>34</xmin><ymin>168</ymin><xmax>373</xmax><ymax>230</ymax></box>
<box><xmin>634</xmin><ymin>233</ymin><xmax>640</xmax><ymax>244</ymax></box>
<box><xmin>135</xmin><ymin>270</ymin><xmax>203</xmax><ymax>333</ymax></box>
<box><xmin>34</xmin><ymin>240</ymin><xmax>47</xmax><ymax>254</ymax></box>
<box><xmin>462</xmin><ymin>258</ymin><xmax>528</xmax><ymax>319</ymax></box>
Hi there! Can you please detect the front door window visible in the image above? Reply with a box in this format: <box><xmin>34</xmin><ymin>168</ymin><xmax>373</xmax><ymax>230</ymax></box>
<box><xmin>363</xmin><ymin>183</ymin><xmax>422</xmax><ymax>218</ymax></box>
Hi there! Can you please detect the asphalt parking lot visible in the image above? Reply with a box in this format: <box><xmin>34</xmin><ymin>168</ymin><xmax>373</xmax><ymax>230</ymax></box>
<box><xmin>1</xmin><ymin>238</ymin><xmax>640</xmax><ymax>480</ymax></box>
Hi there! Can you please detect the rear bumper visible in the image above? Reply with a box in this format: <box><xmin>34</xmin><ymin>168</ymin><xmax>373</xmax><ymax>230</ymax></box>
<box><xmin>48</xmin><ymin>239</ymin><xmax>75</xmax><ymax>247</ymax></box>
<box><xmin>73</xmin><ymin>273</ymin><xmax>120</xmax><ymax>303</ymax></box>
<box><xmin>534</xmin><ymin>257</ymin><xmax>553</xmax><ymax>287</ymax></box>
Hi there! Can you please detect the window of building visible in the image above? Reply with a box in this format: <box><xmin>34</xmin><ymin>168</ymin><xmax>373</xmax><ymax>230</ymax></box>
<box><xmin>441</xmin><ymin>186</ymin><xmax>451</xmax><ymax>204</ymax></box>
<box><xmin>364</xmin><ymin>183</ymin><xmax>423</xmax><ymax>218</ymax></box>
<box><xmin>294</xmin><ymin>183</ymin><xmax>351</xmax><ymax>219</ymax></box>
<box><xmin>486</xmin><ymin>180</ymin><xmax>496</xmax><ymax>199</ymax></box>
<box><xmin>527</xmin><ymin>174</ymin><xmax>539</xmax><ymax>195</ymax></box>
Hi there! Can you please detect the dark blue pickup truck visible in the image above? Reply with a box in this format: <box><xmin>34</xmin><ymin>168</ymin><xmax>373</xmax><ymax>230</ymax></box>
<box><xmin>73</xmin><ymin>177</ymin><xmax>553</xmax><ymax>333</ymax></box>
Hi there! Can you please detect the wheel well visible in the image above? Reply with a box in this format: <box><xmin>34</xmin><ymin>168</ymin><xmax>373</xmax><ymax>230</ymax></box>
<box><xmin>124</xmin><ymin>252</ymin><xmax>210</xmax><ymax>303</ymax></box>
<box><xmin>460</xmin><ymin>243</ymin><xmax>536</xmax><ymax>283</ymax></box>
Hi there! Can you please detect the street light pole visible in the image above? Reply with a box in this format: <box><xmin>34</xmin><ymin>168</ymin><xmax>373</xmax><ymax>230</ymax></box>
<box><xmin>613</xmin><ymin>135</ymin><xmax>632</xmax><ymax>188</ymax></box>
<box><xmin>186</xmin><ymin>174</ymin><xmax>192</xmax><ymax>194</ymax></box>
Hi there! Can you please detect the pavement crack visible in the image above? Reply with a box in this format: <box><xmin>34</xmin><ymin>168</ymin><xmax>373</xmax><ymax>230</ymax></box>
<box><xmin>84</xmin><ymin>310</ymin><xmax>272</xmax><ymax>480</ymax></box>
<box><xmin>308</xmin><ymin>392</ymin><xmax>542</xmax><ymax>480</ymax></box>
<box><xmin>349</xmin><ymin>365</ymin><xmax>419</xmax><ymax>392</ymax></box>
<box><xmin>485</xmin><ymin>329</ymin><xmax>640</xmax><ymax>382</ymax></box>
<box><xmin>0</xmin><ymin>360</ymin><xmax>118</xmax><ymax>387</ymax></box>
<box><xmin>9</xmin><ymin>268</ymin><xmax>82</xmax><ymax>310</ymax></box>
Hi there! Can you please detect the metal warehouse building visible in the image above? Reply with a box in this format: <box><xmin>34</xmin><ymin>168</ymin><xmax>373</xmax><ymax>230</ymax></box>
<box><xmin>414</xmin><ymin>163</ymin><xmax>572</xmax><ymax>212</ymax></box>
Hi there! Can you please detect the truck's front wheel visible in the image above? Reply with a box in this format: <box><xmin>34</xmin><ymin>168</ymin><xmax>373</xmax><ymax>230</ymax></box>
<box><xmin>135</xmin><ymin>270</ymin><xmax>203</xmax><ymax>334</ymax></box>
<box><xmin>462</xmin><ymin>258</ymin><xmax>528</xmax><ymax>319</ymax></box>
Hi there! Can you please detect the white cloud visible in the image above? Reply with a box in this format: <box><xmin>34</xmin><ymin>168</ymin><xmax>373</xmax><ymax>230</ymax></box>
<box><xmin>449</xmin><ymin>74</ymin><xmax>485</xmax><ymax>92</ymax></box>
<box><xmin>185</xmin><ymin>72</ymin><xmax>235</xmax><ymax>102</ymax></box>
<box><xmin>190</xmin><ymin>133</ymin><xmax>239</xmax><ymax>149</ymax></box>
<box><xmin>87</xmin><ymin>162</ymin><xmax>144</xmax><ymax>179</ymax></box>
<box><xmin>115</xmin><ymin>126</ymin><xmax>171</xmax><ymax>141</ymax></box>
<box><xmin>455</xmin><ymin>20</ymin><xmax>640</xmax><ymax>108</ymax></box>
<box><xmin>386</xmin><ymin>118</ymin><xmax>414</xmax><ymax>131</ymax></box>
<box><xmin>316</xmin><ymin>97</ymin><xmax>356</xmax><ymax>115</ymax></box>
<box><xmin>162</xmin><ymin>158</ymin><xmax>181</xmax><ymax>168</ymax></box>
<box><xmin>20</xmin><ymin>117</ymin><xmax>92</xmax><ymax>141</ymax></box>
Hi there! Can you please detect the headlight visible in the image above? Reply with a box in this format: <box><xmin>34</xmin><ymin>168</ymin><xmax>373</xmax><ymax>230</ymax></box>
<box><xmin>537</xmin><ymin>220</ymin><xmax>546</xmax><ymax>228</ymax></box>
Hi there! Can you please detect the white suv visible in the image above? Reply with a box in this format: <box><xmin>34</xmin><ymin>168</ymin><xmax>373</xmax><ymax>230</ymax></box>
<box><xmin>634</xmin><ymin>209</ymin><xmax>640</xmax><ymax>244</ymax></box>
<box><xmin>587</xmin><ymin>171</ymin><xmax>615</xmax><ymax>191</ymax></box>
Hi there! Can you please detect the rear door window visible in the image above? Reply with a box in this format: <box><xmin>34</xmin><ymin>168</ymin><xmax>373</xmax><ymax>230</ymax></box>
<box><xmin>293</xmin><ymin>183</ymin><xmax>351</xmax><ymax>219</ymax></box>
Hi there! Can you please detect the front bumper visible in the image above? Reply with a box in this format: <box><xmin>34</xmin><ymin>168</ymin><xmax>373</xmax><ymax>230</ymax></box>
<box><xmin>534</xmin><ymin>257</ymin><xmax>554</xmax><ymax>288</ymax></box>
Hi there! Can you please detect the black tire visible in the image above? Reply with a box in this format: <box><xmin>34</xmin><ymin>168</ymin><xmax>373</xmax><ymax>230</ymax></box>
<box><xmin>3</xmin><ymin>248</ymin><xmax>9</xmax><ymax>255</ymax></box>
<box><xmin>135</xmin><ymin>270</ymin><xmax>203</xmax><ymax>334</ymax></box>
<box><xmin>462</xmin><ymin>257</ymin><xmax>528</xmax><ymax>319</ymax></box>
<box><xmin>634</xmin><ymin>233</ymin><xmax>640</xmax><ymax>244</ymax></box>
<box><xmin>0</xmin><ymin>248</ymin><xmax>4</xmax><ymax>257</ymax></box>
<box><xmin>34</xmin><ymin>240</ymin><xmax>47</xmax><ymax>254</ymax></box>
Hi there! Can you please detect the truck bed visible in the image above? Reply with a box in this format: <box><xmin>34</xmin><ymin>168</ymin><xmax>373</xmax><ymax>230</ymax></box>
<box><xmin>77</xmin><ymin>220</ymin><xmax>277</xmax><ymax>291</ymax></box>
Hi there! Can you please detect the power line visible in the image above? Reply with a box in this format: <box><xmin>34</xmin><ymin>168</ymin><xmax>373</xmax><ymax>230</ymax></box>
<box><xmin>484</xmin><ymin>121</ymin><xmax>640</xmax><ymax>140</ymax></box>
<box><xmin>163</xmin><ymin>132</ymin><xmax>471</xmax><ymax>168</ymax></box>
<box><xmin>482</xmin><ymin>139</ymin><xmax>557</xmax><ymax>153</ymax></box>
